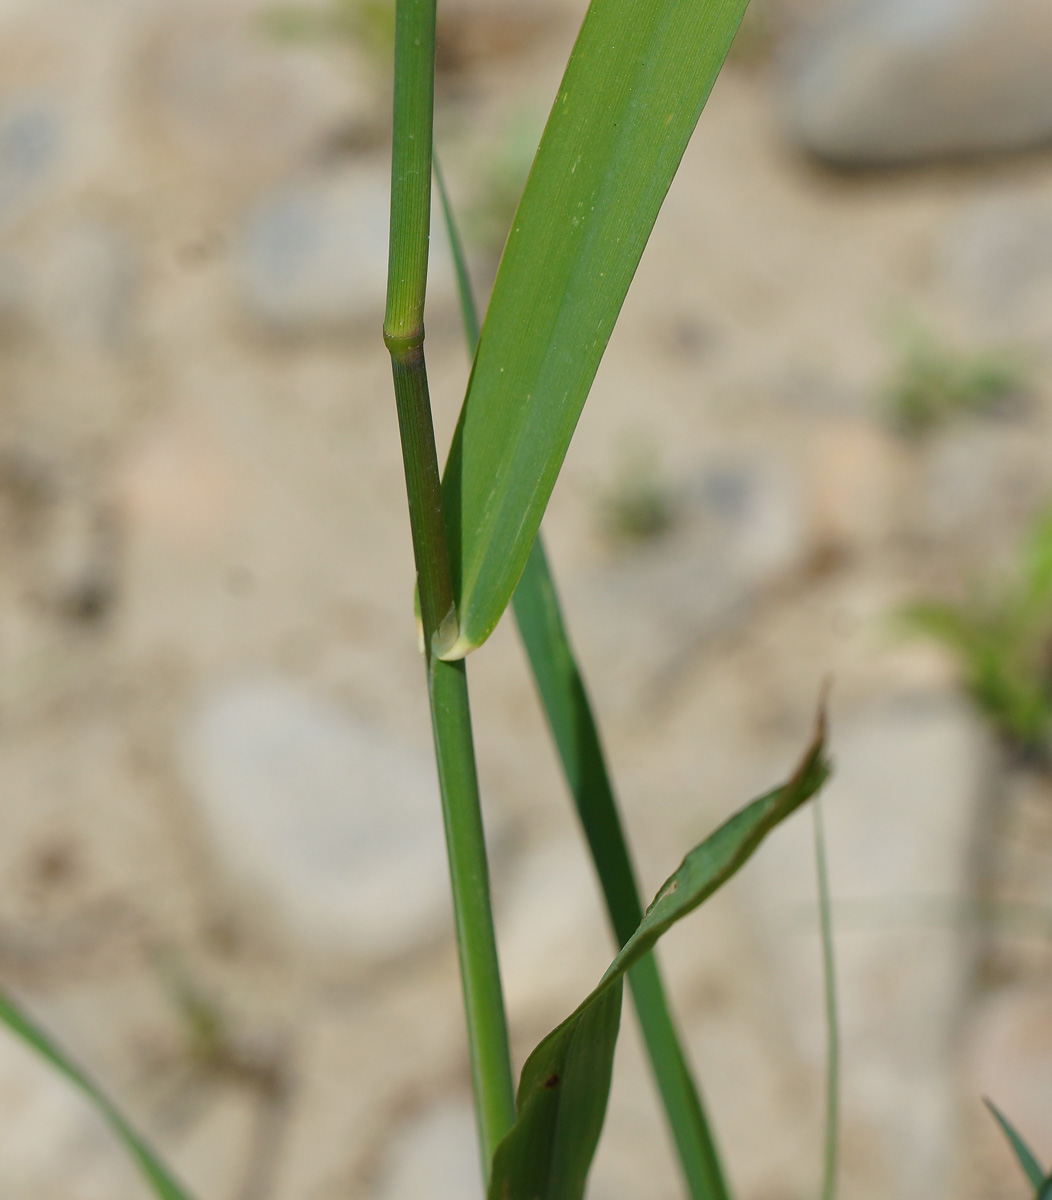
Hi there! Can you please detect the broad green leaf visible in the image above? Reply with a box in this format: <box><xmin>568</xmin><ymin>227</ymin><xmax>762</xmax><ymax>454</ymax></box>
<box><xmin>437</xmin><ymin>165</ymin><xmax>731</xmax><ymax>1199</ymax></box>
<box><xmin>985</xmin><ymin>1098</ymin><xmax>1045</xmax><ymax>1189</ymax></box>
<box><xmin>488</xmin><ymin>716</ymin><xmax>831</xmax><ymax>1199</ymax></box>
<box><xmin>437</xmin><ymin>0</ymin><xmax>750</xmax><ymax>658</ymax></box>
<box><xmin>0</xmin><ymin>988</ymin><xmax>196</xmax><ymax>1200</ymax></box>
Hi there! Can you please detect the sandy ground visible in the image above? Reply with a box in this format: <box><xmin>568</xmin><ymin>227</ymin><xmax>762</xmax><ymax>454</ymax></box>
<box><xmin>1</xmin><ymin>0</ymin><xmax>1052</xmax><ymax>1197</ymax></box>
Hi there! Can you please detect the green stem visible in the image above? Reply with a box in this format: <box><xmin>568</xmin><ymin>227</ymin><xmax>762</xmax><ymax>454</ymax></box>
<box><xmin>384</xmin><ymin>0</ymin><xmax>434</xmax><ymax>349</ymax></box>
<box><xmin>429</xmin><ymin>655</ymin><xmax>517</xmax><ymax>1163</ymax></box>
<box><xmin>385</xmin><ymin>0</ymin><xmax>515</xmax><ymax>1174</ymax></box>
<box><xmin>813</xmin><ymin>798</ymin><xmax>839</xmax><ymax>1200</ymax></box>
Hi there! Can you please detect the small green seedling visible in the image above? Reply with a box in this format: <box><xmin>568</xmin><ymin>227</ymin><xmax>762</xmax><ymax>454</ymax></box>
<box><xmin>597</xmin><ymin>442</ymin><xmax>680</xmax><ymax>547</ymax></box>
<box><xmin>901</xmin><ymin>506</ymin><xmax>1052</xmax><ymax>758</ymax></box>
<box><xmin>263</xmin><ymin>0</ymin><xmax>395</xmax><ymax>70</ymax></box>
<box><xmin>884</xmin><ymin>319</ymin><xmax>1028</xmax><ymax>436</ymax></box>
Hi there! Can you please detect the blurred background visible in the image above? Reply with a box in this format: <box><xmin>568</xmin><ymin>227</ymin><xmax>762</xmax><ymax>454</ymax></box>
<box><xmin>0</xmin><ymin>0</ymin><xmax>1051</xmax><ymax>1196</ymax></box>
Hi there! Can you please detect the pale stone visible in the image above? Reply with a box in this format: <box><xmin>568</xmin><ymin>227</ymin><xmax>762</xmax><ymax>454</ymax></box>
<box><xmin>747</xmin><ymin>696</ymin><xmax>988</xmax><ymax>1200</ymax></box>
<box><xmin>0</xmin><ymin>97</ymin><xmax>63</xmax><ymax>232</ymax></box>
<box><xmin>586</xmin><ymin>455</ymin><xmax>807</xmax><ymax>699</ymax></box>
<box><xmin>180</xmin><ymin>677</ymin><xmax>453</xmax><ymax>959</ymax></box>
<box><xmin>30</xmin><ymin>223</ymin><xmax>138</xmax><ymax>352</ymax></box>
<box><xmin>0</xmin><ymin>1021</ymin><xmax>141</xmax><ymax>1199</ymax></box>
<box><xmin>942</xmin><ymin>194</ymin><xmax>1052</xmax><ymax>330</ymax></box>
<box><xmin>496</xmin><ymin>839</ymin><xmax>610</xmax><ymax>1020</ymax></box>
<box><xmin>371</xmin><ymin>1101</ymin><xmax>483</xmax><ymax>1200</ymax></box>
<box><xmin>145</xmin><ymin>4</ymin><xmax>364</xmax><ymax>180</ymax></box>
<box><xmin>784</xmin><ymin>0</ymin><xmax>1052</xmax><ymax>164</ymax></box>
<box><xmin>238</xmin><ymin>161</ymin><xmax>456</xmax><ymax>332</ymax></box>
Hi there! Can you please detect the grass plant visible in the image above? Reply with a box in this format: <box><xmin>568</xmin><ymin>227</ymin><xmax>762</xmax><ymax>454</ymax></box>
<box><xmin>597</xmin><ymin>443</ymin><xmax>680</xmax><ymax>546</ymax></box>
<box><xmin>884</xmin><ymin>318</ymin><xmax>1028</xmax><ymax>436</ymax></box>
<box><xmin>386</xmin><ymin>0</ymin><xmax>835</xmax><ymax>1194</ymax></box>
<box><xmin>0</xmin><ymin>3</ymin><xmax>843</xmax><ymax>1199</ymax></box>
<box><xmin>901</xmin><ymin>505</ymin><xmax>1052</xmax><ymax>758</ymax></box>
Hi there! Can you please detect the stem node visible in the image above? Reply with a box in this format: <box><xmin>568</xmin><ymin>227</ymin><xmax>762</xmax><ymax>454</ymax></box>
<box><xmin>384</xmin><ymin>326</ymin><xmax>426</xmax><ymax>359</ymax></box>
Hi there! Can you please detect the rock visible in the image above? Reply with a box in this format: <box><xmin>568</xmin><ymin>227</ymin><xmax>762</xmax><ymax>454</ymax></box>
<box><xmin>0</xmin><ymin>97</ymin><xmax>64</xmax><ymax>233</ymax></box>
<box><xmin>496</xmin><ymin>839</ymin><xmax>610</xmax><ymax>1020</ymax></box>
<box><xmin>238</xmin><ymin>163</ymin><xmax>455</xmax><ymax>332</ymax></box>
<box><xmin>144</xmin><ymin>6</ymin><xmax>363</xmax><ymax>182</ymax></box>
<box><xmin>942</xmin><ymin>194</ymin><xmax>1052</xmax><ymax>329</ymax></box>
<box><xmin>918</xmin><ymin>424</ymin><xmax>1040</xmax><ymax>552</ymax></box>
<box><xmin>32</xmin><ymin>223</ymin><xmax>139</xmax><ymax>352</ymax></box>
<box><xmin>783</xmin><ymin>0</ymin><xmax>1052</xmax><ymax>165</ymax></box>
<box><xmin>180</xmin><ymin>678</ymin><xmax>453</xmax><ymax>959</ymax></box>
<box><xmin>747</xmin><ymin>696</ymin><xmax>987</xmax><ymax>1200</ymax></box>
<box><xmin>0</xmin><ymin>1020</ymin><xmax>141</xmax><ymax>1199</ymax></box>
<box><xmin>586</xmin><ymin>455</ymin><xmax>806</xmax><ymax>694</ymax></box>
<box><xmin>371</xmin><ymin>1101</ymin><xmax>483</xmax><ymax>1200</ymax></box>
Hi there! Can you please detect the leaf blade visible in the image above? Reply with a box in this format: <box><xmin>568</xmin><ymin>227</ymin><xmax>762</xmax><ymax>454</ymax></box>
<box><xmin>488</xmin><ymin>715</ymin><xmax>831</xmax><ymax>1200</ymax></box>
<box><xmin>0</xmin><ymin>988</ymin><xmax>196</xmax><ymax>1200</ymax></box>
<box><xmin>439</xmin><ymin>0</ymin><xmax>750</xmax><ymax>656</ymax></box>
<box><xmin>513</xmin><ymin>537</ymin><xmax>732</xmax><ymax>1200</ymax></box>
<box><xmin>985</xmin><ymin>1097</ymin><xmax>1045</xmax><ymax>1188</ymax></box>
<box><xmin>813</xmin><ymin>797</ymin><xmax>840</xmax><ymax>1200</ymax></box>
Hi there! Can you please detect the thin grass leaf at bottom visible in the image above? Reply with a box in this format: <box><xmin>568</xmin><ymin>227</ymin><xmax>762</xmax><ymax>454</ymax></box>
<box><xmin>0</xmin><ymin>989</ymin><xmax>196</xmax><ymax>1200</ymax></box>
<box><xmin>985</xmin><ymin>1098</ymin><xmax>1045</xmax><ymax>1189</ymax></box>
<box><xmin>488</xmin><ymin>716</ymin><xmax>831</xmax><ymax>1200</ymax></box>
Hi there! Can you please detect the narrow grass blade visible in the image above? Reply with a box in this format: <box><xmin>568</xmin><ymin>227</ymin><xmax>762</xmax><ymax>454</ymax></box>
<box><xmin>0</xmin><ymin>988</ymin><xmax>196</xmax><ymax>1200</ymax></box>
<box><xmin>985</xmin><ymin>1098</ymin><xmax>1045</xmax><ymax>1188</ymax></box>
<box><xmin>438</xmin><ymin>0</ymin><xmax>751</xmax><ymax>658</ymax></box>
<box><xmin>436</xmin><ymin>169</ymin><xmax>732</xmax><ymax>1200</ymax></box>
<box><xmin>813</xmin><ymin>797</ymin><xmax>839</xmax><ymax>1200</ymax></box>
<box><xmin>434</xmin><ymin>158</ymin><xmax>480</xmax><ymax>353</ymax></box>
<box><xmin>488</xmin><ymin>716</ymin><xmax>831</xmax><ymax>1200</ymax></box>
<box><xmin>514</xmin><ymin>538</ymin><xmax>731</xmax><ymax>1199</ymax></box>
